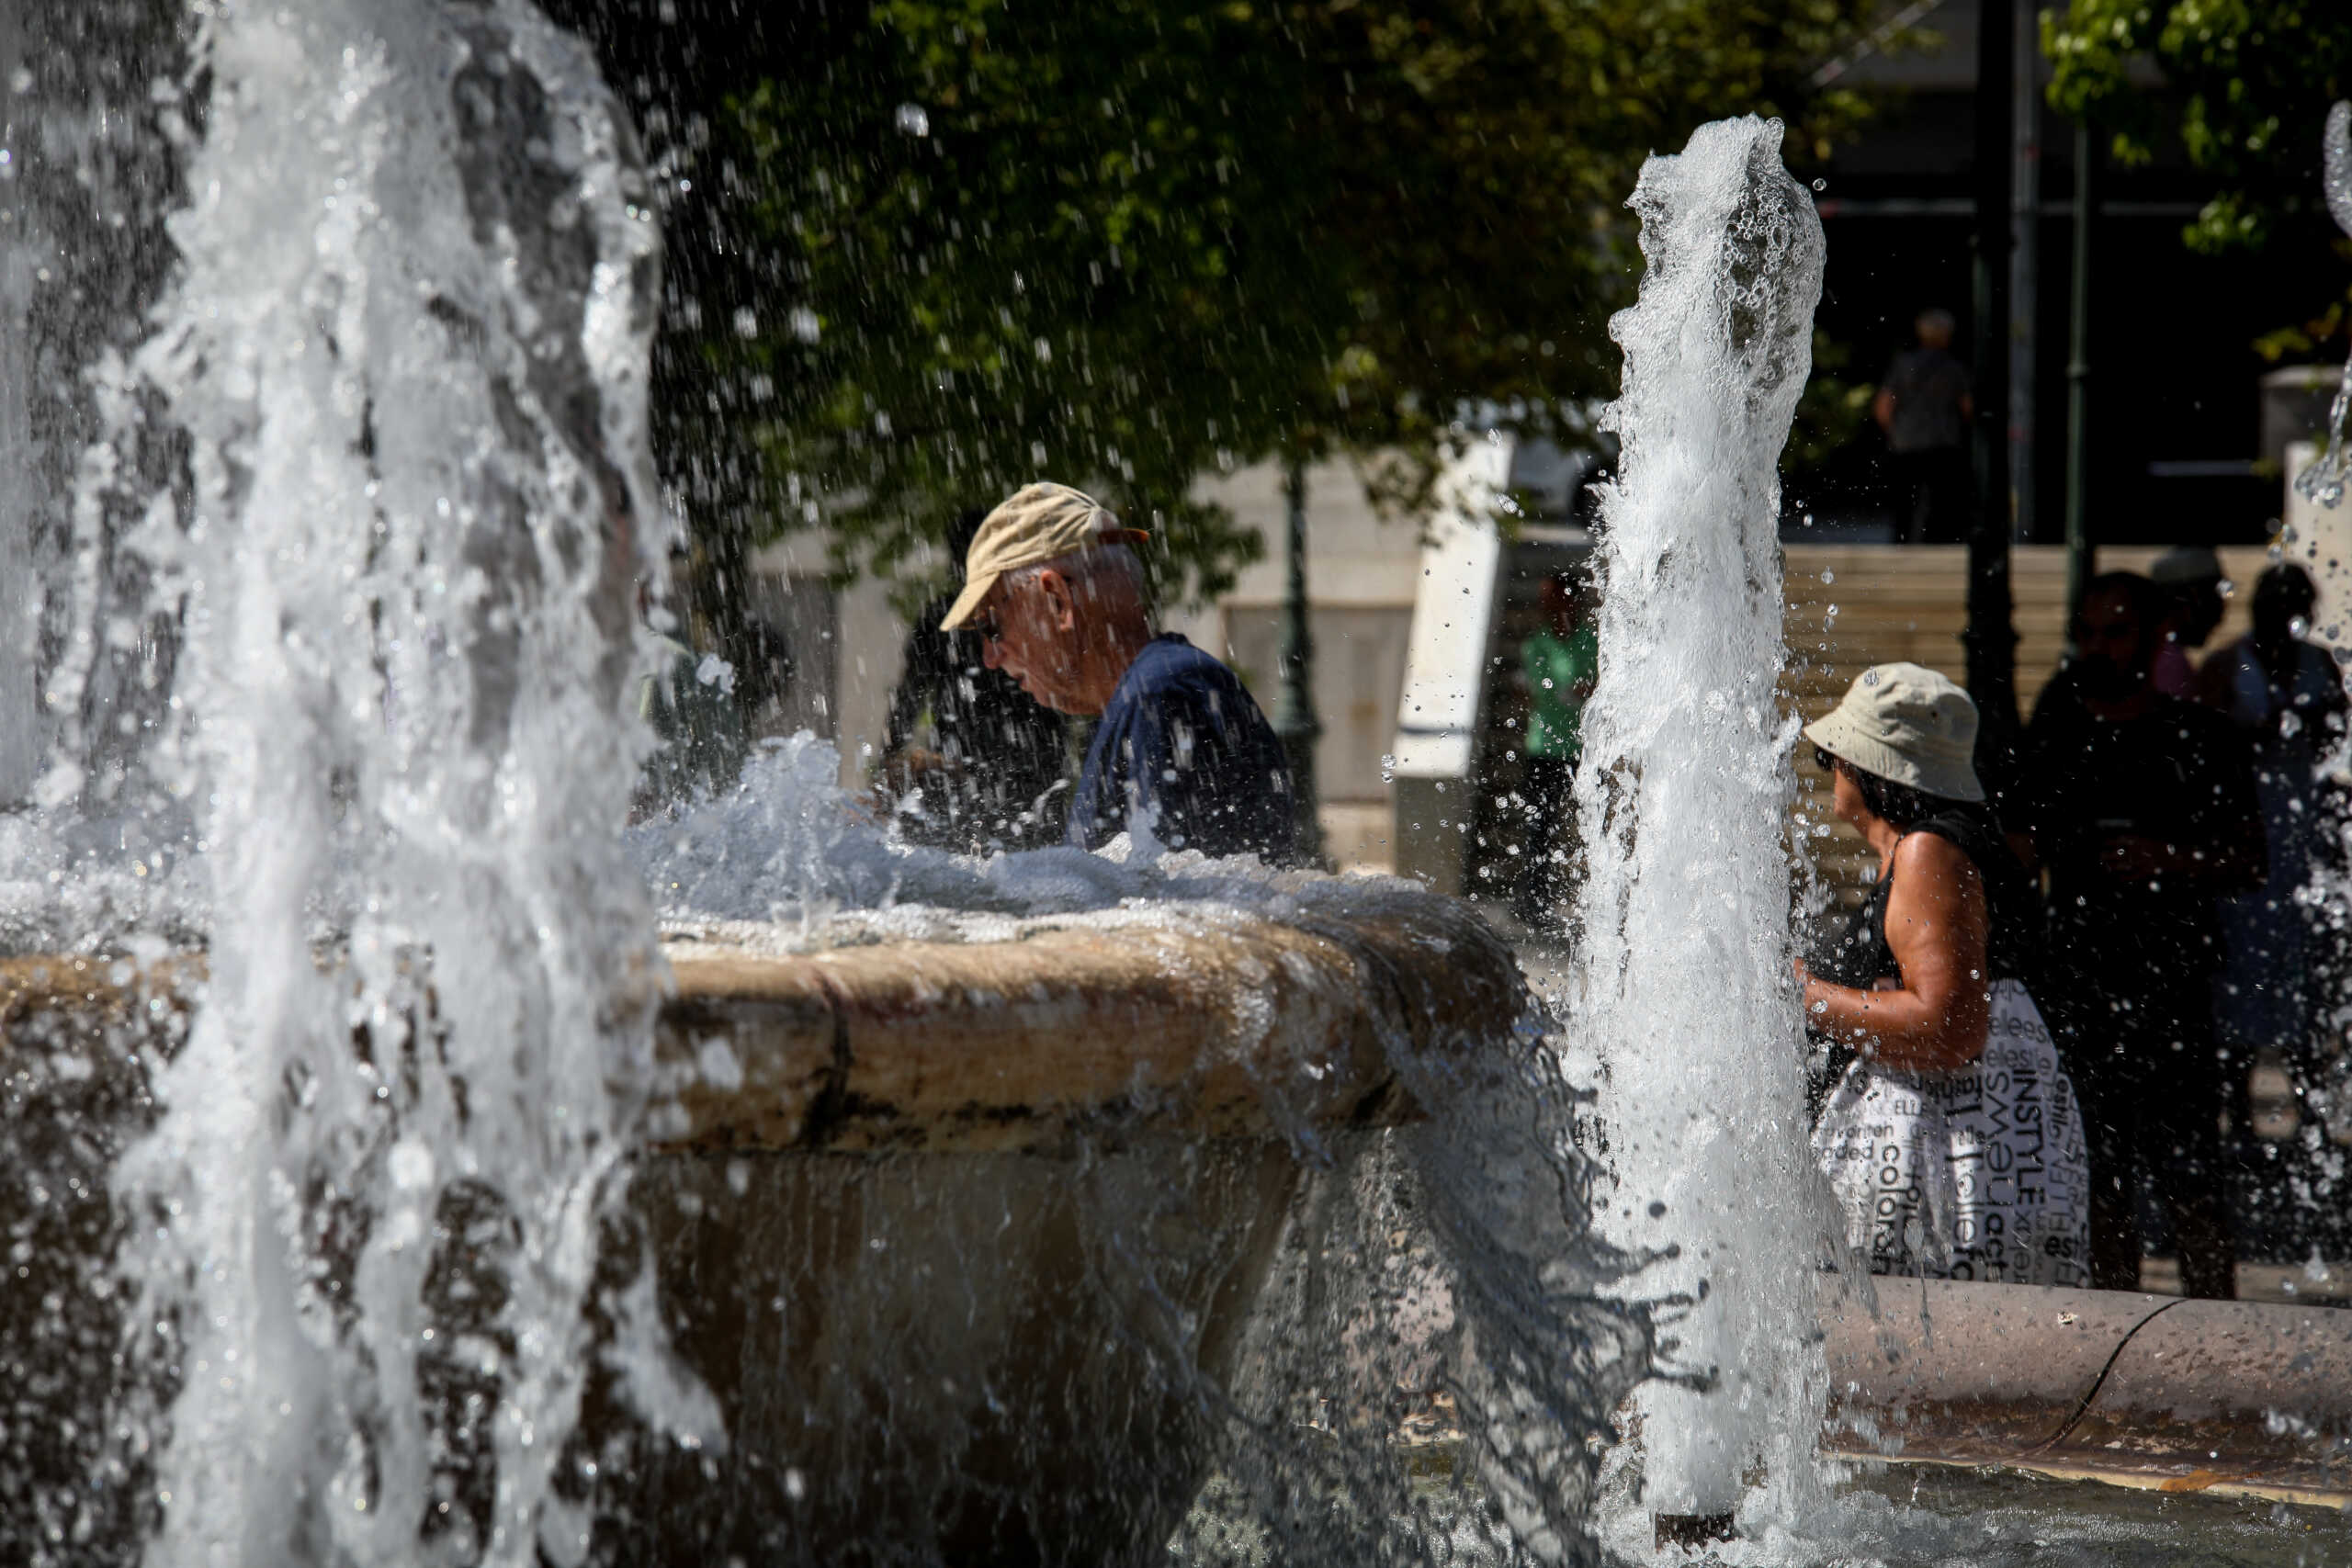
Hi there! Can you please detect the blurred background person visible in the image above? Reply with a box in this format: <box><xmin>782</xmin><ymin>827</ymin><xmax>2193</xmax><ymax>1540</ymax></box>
<box><xmin>1873</xmin><ymin>307</ymin><xmax>1973</xmax><ymax>545</ymax></box>
<box><xmin>2008</xmin><ymin>572</ymin><xmax>2267</xmax><ymax>1298</ymax></box>
<box><xmin>1798</xmin><ymin>663</ymin><xmax>2089</xmax><ymax>1286</ymax></box>
<box><xmin>2198</xmin><ymin>564</ymin><xmax>2349</xmax><ymax>1162</ymax></box>
<box><xmin>2150</xmin><ymin>545</ymin><xmax>2228</xmax><ymax>698</ymax></box>
<box><xmin>1512</xmin><ymin>570</ymin><xmax>1598</xmax><ymax>931</ymax></box>
<box><xmin>879</xmin><ymin>508</ymin><xmax>1071</xmax><ymax>852</ymax></box>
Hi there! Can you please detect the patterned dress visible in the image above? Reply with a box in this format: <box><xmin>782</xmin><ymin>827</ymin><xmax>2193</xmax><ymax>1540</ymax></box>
<box><xmin>1808</xmin><ymin>811</ymin><xmax>2093</xmax><ymax>1286</ymax></box>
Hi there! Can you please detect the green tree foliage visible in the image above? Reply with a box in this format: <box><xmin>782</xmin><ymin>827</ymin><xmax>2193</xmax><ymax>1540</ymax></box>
<box><xmin>2044</xmin><ymin>0</ymin><xmax>2351</xmax><ymax>256</ymax></box>
<box><xmin>700</xmin><ymin>0</ymin><xmax>1880</xmax><ymax>613</ymax></box>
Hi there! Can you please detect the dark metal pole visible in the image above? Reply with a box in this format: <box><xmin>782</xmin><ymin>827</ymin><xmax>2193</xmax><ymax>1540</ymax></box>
<box><xmin>1965</xmin><ymin>0</ymin><xmax>2021</xmax><ymax>775</ymax></box>
<box><xmin>2007</xmin><ymin>0</ymin><xmax>2041</xmax><ymax>544</ymax></box>
<box><xmin>2064</xmin><ymin>122</ymin><xmax>2097</xmax><ymax>628</ymax></box>
<box><xmin>1273</xmin><ymin>454</ymin><xmax>1326</xmax><ymax>863</ymax></box>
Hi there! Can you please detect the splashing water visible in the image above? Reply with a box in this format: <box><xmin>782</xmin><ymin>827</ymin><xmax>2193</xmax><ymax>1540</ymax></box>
<box><xmin>0</xmin><ymin>165</ymin><xmax>32</xmax><ymax>807</ymax></box>
<box><xmin>16</xmin><ymin>7</ymin><xmax>2331</xmax><ymax>1562</ymax></box>
<box><xmin>41</xmin><ymin>2</ymin><xmax>678</xmax><ymax>1561</ymax></box>
<box><xmin>1567</xmin><ymin>116</ymin><xmax>1827</xmax><ymax>1526</ymax></box>
<box><xmin>0</xmin><ymin>2</ymin><xmax>1654</xmax><ymax>1556</ymax></box>
<box><xmin>2293</xmin><ymin>101</ymin><xmax>2352</xmax><ymax>511</ymax></box>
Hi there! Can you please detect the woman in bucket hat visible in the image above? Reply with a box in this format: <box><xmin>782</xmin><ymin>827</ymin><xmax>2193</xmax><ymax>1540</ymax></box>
<box><xmin>1796</xmin><ymin>662</ymin><xmax>2091</xmax><ymax>1287</ymax></box>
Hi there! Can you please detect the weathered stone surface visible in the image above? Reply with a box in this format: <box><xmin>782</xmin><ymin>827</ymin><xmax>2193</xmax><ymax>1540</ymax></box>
<box><xmin>1822</xmin><ymin>1274</ymin><xmax>2352</xmax><ymax>1505</ymax></box>
<box><xmin>654</xmin><ymin>901</ymin><xmax>1519</xmax><ymax>1152</ymax></box>
<box><xmin>0</xmin><ymin>897</ymin><xmax>1522</xmax><ymax>1565</ymax></box>
<box><xmin>2</xmin><ymin>952</ymin><xmax>198</xmax><ymax>1040</ymax></box>
<box><xmin>587</xmin><ymin>1140</ymin><xmax>1305</xmax><ymax>1566</ymax></box>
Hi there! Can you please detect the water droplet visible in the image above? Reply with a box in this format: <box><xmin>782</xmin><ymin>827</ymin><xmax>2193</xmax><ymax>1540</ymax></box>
<box><xmin>894</xmin><ymin>103</ymin><xmax>930</xmax><ymax>137</ymax></box>
<box><xmin>387</xmin><ymin>1140</ymin><xmax>435</xmax><ymax>1191</ymax></box>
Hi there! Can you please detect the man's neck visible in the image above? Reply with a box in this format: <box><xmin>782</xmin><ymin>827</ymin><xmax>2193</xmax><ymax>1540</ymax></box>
<box><xmin>1080</xmin><ymin>617</ymin><xmax>1158</xmax><ymax>712</ymax></box>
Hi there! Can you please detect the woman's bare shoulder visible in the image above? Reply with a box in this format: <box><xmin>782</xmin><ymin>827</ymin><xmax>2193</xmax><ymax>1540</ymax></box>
<box><xmin>1892</xmin><ymin>828</ymin><xmax>1984</xmax><ymax>889</ymax></box>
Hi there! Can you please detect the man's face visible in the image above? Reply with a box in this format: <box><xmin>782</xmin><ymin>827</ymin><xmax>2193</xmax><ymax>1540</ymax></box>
<box><xmin>2072</xmin><ymin>588</ymin><xmax>2149</xmax><ymax>699</ymax></box>
<box><xmin>976</xmin><ymin>572</ymin><xmax>1088</xmax><ymax>713</ymax></box>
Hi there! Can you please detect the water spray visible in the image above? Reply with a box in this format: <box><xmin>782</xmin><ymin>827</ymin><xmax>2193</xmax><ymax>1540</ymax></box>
<box><xmin>2292</xmin><ymin>101</ymin><xmax>2352</xmax><ymax>511</ymax></box>
<box><xmin>1569</xmin><ymin>114</ymin><xmax>1828</xmax><ymax>1540</ymax></box>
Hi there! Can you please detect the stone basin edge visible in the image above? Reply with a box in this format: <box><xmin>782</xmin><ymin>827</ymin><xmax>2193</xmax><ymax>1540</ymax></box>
<box><xmin>1822</xmin><ymin>1273</ymin><xmax>2352</xmax><ymax>1508</ymax></box>
<box><xmin>12</xmin><ymin>938</ymin><xmax>2352</xmax><ymax>1511</ymax></box>
<box><xmin>0</xmin><ymin>892</ymin><xmax>1530</xmax><ymax>1156</ymax></box>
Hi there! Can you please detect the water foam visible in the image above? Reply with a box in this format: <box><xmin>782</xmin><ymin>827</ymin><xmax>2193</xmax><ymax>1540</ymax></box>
<box><xmin>1567</xmin><ymin>115</ymin><xmax>1829</xmax><ymax>1525</ymax></box>
<box><xmin>2291</xmin><ymin>101</ymin><xmax>2352</xmax><ymax>511</ymax></box>
<box><xmin>53</xmin><ymin>4</ymin><xmax>678</xmax><ymax>1561</ymax></box>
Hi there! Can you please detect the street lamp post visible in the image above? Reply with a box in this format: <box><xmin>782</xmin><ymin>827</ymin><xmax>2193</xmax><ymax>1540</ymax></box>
<box><xmin>1965</xmin><ymin>0</ymin><xmax>2022</xmax><ymax>784</ymax></box>
<box><xmin>1273</xmin><ymin>454</ymin><xmax>1327</xmax><ymax>864</ymax></box>
<box><xmin>2064</xmin><ymin>123</ymin><xmax>2098</xmax><ymax>626</ymax></box>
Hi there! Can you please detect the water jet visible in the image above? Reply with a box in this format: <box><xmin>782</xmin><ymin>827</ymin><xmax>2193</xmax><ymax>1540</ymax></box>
<box><xmin>4</xmin><ymin>5</ymin><xmax>2351</xmax><ymax>1565</ymax></box>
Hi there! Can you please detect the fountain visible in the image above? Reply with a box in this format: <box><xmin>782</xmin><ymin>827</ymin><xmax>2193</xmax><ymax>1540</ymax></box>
<box><xmin>0</xmin><ymin>4</ymin><xmax>1641</xmax><ymax>1563</ymax></box>
<box><xmin>1566</xmin><ymin>115</ymin><xmax>1826</xmax><ymax>1537</ymax></box>
<box><xmin>5</xmin><ymin>6</ymin><xmax>2352</xmax><ymax>1565</ymax></box>
<box><xmin>2290</xmin><ymin>102</ymin><xmax>2352</xmax><ymax>512</ymax></box>
<box><xmin>2</xmin><ymin>867</ymin><xmax>1564</xmax><ymax>1565</ymax></box>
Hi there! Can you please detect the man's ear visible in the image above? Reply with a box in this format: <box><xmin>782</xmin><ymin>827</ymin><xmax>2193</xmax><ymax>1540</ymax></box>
<box><xmin>1037</xmin><ymin>568</ymin><xmax>1078</xmax><ymax>634</ymax></box>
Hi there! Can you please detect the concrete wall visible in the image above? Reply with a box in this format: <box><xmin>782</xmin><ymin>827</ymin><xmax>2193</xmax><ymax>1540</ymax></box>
<box><xmin>2286</xmin><ymin>439</ymin><xmax>2352</xmax><ymax>655</ymax></box>
<box><xmin>1389</xmin><ymin>440</ymin><xmax>1511</xmax><ymax>894</ymax></box>
<box><xmin>1177</xmin><ymin>457</ymin><xmax>1424</xmax><ymax>807</ymax></box>
<box><xmin>742</xmin><ymin>539</ymin><xmax>907</xmax><ymax>790</ymax></box>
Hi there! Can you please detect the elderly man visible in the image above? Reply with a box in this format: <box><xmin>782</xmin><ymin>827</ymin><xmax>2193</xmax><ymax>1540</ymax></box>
<box><xmin>939</xmin><ymin>482</ymin><xmax>1297</xmax><ymax>863</ymax></box>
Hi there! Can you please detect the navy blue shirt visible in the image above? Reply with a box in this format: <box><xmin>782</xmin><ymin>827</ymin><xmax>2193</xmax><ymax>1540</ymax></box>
<box><xmin>1068</xmin><ymin>635</ymin><xmax>1297</xmax><ymax>863</ymax></box>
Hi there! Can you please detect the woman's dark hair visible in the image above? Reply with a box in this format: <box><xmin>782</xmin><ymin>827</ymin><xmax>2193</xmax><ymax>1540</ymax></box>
<box><xmin>1815</xmin><ymin>747</ymin><xmax>1959</xmax><ymax>830</ymax></box>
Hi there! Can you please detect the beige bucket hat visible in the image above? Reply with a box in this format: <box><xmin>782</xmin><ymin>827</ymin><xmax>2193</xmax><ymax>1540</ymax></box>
<box><xmin>1803</xmin><ymin>661</ymin><xmax>1984</xmax><ymax>803</ymax></box>
<box><xmin>937</xmin><ymin>481</ymin><xmax>1148</xmax><ymax>632</ymax></box>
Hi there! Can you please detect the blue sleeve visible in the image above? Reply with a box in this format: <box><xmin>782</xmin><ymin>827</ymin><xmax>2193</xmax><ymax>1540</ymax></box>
<box><xmin>1131</xmin><ymin>677</ymin><xmax>1275</xmax><ymax>851</ymax></box>
<box><xmin>1071</xmin><ymin>674</ymin><xmax>1216</xmax><ymax>848</ymax></box>
<box><xmin>1069</xmin><ymin>649</ymin><xmax>1295</xmax><ymax>860</ymax></box>
<box><xmin>1119</xmin><ymin>681</ymin><xmax>1193</xmax><ymax>833</ymax></box>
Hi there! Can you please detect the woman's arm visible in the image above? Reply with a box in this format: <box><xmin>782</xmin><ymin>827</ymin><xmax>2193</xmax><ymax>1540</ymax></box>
<box><xmin>1798</xmin><ymin>833</ymin><xmax>1992</xmax><ymax>1072</ymax></box>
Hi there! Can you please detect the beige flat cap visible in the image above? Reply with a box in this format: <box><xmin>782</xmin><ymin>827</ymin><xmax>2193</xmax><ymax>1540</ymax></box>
<box><xmin>938</xmin><ymin>481</ymin><xmax>1145</xmax><ymax>631</ymax></box>
<box><xmin>1804</xmin><ymin>661</ymin><xmax>1984</xmax><ymax>803</ymax></box>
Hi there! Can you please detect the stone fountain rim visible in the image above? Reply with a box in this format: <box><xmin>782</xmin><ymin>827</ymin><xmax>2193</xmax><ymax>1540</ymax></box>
<box><xmin>1819</xmin><ymin>1274</ymin><xmax>2352</xmax><ymax>1511</ymax></box>
<box><xmin>1</xmin><ymin>890</ymin><xmax>1532</xmax><ymax>1156</ymax></box>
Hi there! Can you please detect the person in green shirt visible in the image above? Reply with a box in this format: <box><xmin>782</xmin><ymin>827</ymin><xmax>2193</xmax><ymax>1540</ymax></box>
<box><xmin>1514</xmin><ymin>571</ymin><xmax>1598</xmax><ymax>930</ymax></box>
